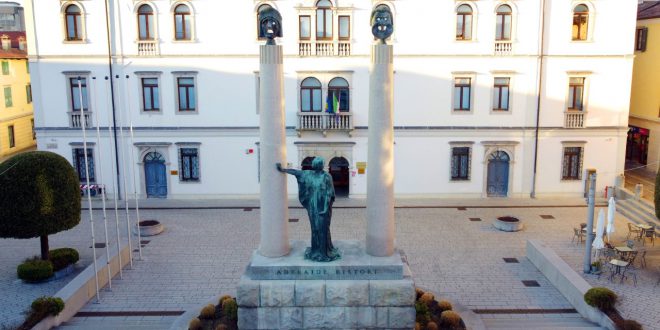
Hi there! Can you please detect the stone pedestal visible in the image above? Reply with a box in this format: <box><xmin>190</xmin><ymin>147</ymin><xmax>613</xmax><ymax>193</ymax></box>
<box><xmin>367</xmin><ymin>44</ymin><xmax>395</xmax><ymax>257</ymax></box>
<box><xmin>237</xmin><ymin>240</ymin><xmax>415</xmax><ymax>329</ymax></box>
<box><xmin>258</xmin><ymin>44</ymin><xmax>290</xmax><ymax>257</ymax></box>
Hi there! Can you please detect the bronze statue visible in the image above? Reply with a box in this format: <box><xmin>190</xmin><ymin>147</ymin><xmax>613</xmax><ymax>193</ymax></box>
<box><xmin>258</xmin><ymin>5</ymin><xmax>282</xmax><ymax>45</ymax></box>
<box><xmin>277</xmin><ymin>158</ymin><xmax>340</xmax><ymax>262</ymax></box>
<box><xmin>371</xmin><ymin>4</ymin><xmax>394</xmax><ymax>43</ymax></box>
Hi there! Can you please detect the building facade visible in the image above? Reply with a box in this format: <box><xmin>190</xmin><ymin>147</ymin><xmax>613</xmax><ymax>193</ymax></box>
<box><xmin>24</xmin><ymin>0</ymin><xmax>636</xmax><ymax>199</ymax></box>
<box><xmin>0</xmin><ymin>15</ymin><xmax>33</xmax><ymax>159</ymax></box>
<box><xmin>627</xmin><ymin>0</ymin><xmax>660</xmax><ymax>173</ymax></box>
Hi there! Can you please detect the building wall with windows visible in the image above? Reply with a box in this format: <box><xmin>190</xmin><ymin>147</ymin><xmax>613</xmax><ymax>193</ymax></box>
<box><xmin>25</xmin><ymin>0</ymin><xmax>636</xmax><ymax>198</ymax></box>
<box><xmin>0</xmin><ymin>32</ymin><xmax>34</xmax><ymax>158</ymax></box>
<box><xmin>628</xmin><ymin>1</ymin><xmax>660</xmax><ymax>172</ymax></box>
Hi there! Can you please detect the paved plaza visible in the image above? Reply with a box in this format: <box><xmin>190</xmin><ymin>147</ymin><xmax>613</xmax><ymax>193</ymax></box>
<box><xmin>0</xmin><ymin>198</ymin><xmax>658</xmax><ymax>329</ymax></box>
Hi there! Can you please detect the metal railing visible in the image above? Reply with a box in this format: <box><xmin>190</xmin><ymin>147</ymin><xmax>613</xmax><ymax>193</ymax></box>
<box><xmin>137</xmin><ymin>40</ymin><xmax>159</xmax><ymax>56</ymax></box>
<box><xmin>69</xmin><ymin>111</ymin><xmax>92</xmax><ymax>128</ymax></box>
<box><xmin>494</xmin><ymin>41</ymin><xmax>513</xmax><ymax>55</ymax></box>
<box><xmin>564</xmin><ymin>111</ymin><xmax>585</xmax><ymax>128</ymax></box>
<box><xmin>297</xmin><ymin>112</ymin><xmax>353</xmax><ymax>136</ymax></box>
<box><xmin>298</xmin><ymin>40</ymin><xmax>351</xmax><ymax>56</ymax></box>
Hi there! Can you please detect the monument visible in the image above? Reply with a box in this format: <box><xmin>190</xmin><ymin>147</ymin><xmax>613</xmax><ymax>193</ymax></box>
<box><xmin>237</xmin><ymin>5</ymin><xmax>415</xmax><ymax>329</ymax></box>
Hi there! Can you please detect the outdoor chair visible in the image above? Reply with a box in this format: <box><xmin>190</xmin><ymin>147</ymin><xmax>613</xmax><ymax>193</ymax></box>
<box><xmin>626</xmin><ymin>240</ymin><xmax>635</xmax><ymax>248</ymax></box>
<box><xmin>625</xmin><ymin>250</ymin><xmax>639</xmax><ymax>266</ymax></box>
<box><xmin>572</xmin><ymin>227</ymin><xmax>585</xmax><ymax>244</ymax></box>
<box><xmin>642</xmin><ymin>227</ymin><xmax>655</xmax><ymax>246</ymax></box>
<box><xmin>627</xmin><ymin>223</ymin><xmax>642</xmax><ymax>240</ymax></box>
<box><xmin>602</xmin><ymin>248</ymin><xmax>617</xmax><ymax>262</ymax></box>
<box><xmin>621</xmin><ymin>264</ymin><xmax>638</xmax><ymax>287</ymax></box>
<box><xmin>637</xmin><ymin>250</ymin><xmax>647</xmax><ymax>269</ymax></box>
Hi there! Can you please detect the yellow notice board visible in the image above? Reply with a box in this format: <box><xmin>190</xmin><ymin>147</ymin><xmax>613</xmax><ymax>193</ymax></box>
<box><xmin>356</xmin><ymin>162</ymin><xmax>366</xmax><ymax>174</ymax></box>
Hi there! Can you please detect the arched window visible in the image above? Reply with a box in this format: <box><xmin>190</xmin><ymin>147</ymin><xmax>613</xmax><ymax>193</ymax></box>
<box><xmin>316</xmin><ymin>0</ymin><xmax>332</xmax><ymax>40</ymax></box>
<box><xmin>328</xmin><ymin>77</ymin><xmax>349</xmax><ymax>112</ymax></box>
<box><xmin>456</xmin><ymin>4</ymin><xmax>473</xmax><ymax>40</ymax></box>
<box><xmin>174</xmin><ymin>4</ymin><xmax>191</xmax><ymax>40</ymax></box>
<box><xmin>572</xmin><ymin>4</ymin><xmax>589</xmax><ymax>41</ymax></box>
<box><xmin>301</xmin><ymin>77</ymin><xmax>322</xmax><ymax>112</ymax></box>
<box><xmin>65</xmin><ymin>4</ymin><xmax>82</xmax><ymax>41</ymax></box>
<box><xmin>495</xmin><ymin>5</ymin><xmax>512</xmax><ymax>41</ymax></box>
<box><xmin>137</xmin><ymin>4</ymin><xmax>155</xmax><ymax>40</ymax></box>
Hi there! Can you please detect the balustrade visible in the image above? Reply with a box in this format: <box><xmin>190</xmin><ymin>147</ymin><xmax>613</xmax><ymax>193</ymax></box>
<box><xmin>297</xmin><ymin>112</ymin><xmax>353</xmax><ymax>136</ymax></box>
<box><xmin>564</xmin><ymin>111</ymin><xmax>585</xmax><ymax>128</ymax></box>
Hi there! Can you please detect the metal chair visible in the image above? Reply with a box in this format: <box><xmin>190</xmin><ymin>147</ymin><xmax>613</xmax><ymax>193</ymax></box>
<box><xmin>626</xmin><ymin>240</ymin><xmax>635</xmax><ymax>248</ymax></box>
<box><xmin>622</xmin><ymin>264</ymin><xmax>638</xmax><ymax>286</ymax></box>
<box><xmin>642</xmin><ymin>227</ymin><xmax>655</xmax><ymax>246</ymax></box>
<box><xmin>627</xmin><ymin>223</ymin><xmax>642</xmax><ymax>240</ymax></box>
<box><xmin>572</xmin><ymin>227</ymin><xmax>585</xmax><ymax>244</ymax></box>
<box><xmin>625</xmin><ymin>250</ymin><xmax>639</xmax><ymax>265</ymax></box>
<box><xmin>638</xmin><ymin>250</ymin><xmax>647</xmax><ymax>269</ymax></box>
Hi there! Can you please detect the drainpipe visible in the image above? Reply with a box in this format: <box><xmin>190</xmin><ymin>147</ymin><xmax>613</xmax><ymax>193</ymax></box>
<box><xmin>530</xmin><ymin>0</ymin><xmax>547</xmax><ymax>198</ymax></box>
<box><xmin>104</xmin><ymin>0</ymin><xmax>121</xmax><ymax>199</ymax></box>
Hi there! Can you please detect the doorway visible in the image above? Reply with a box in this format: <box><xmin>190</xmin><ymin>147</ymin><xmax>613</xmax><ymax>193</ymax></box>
<box><xmin>487</xmin><ymin>151</ymin><xmax>510</xmax><ymax>197</ymax></box>
<box><xmin>329</xmin><ymin>157</ymin><xmax>350</xmax><ymax>197</ymax></box>
<box><xmin>144</xmin><ymin>152</ymin><xmax>167</xmax><ymax>198</ymax></box>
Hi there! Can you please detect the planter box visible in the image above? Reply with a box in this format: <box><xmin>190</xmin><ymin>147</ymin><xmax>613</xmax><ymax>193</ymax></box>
<box><xmin>493</xmin><ymin>217</ymin><xmax>524</xmax><ymax>232</ymax></box>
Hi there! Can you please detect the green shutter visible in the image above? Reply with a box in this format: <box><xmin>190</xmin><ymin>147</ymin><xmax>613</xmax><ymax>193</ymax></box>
<box><xmin>1</xmin><ymin>61</ymin><xmax>8</xmax><ymax>75</ymax></box>
<box><xmin>4</xmin><ymin>87</ymin><xmax>12</xmax><ymax>107</ymax></box>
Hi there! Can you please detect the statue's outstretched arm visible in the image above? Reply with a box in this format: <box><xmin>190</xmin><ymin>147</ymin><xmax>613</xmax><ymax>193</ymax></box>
<box><xmin>276</xmin><ymin>163</ymin><xmax>302</xmax><ymax>176</ymax></box>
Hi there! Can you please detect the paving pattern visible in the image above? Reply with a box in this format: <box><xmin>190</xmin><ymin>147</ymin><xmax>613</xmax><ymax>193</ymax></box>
<box><xmin>1</xmin><ymin>199</ymin><xmax>658</xmax><ymax>330</ymax></box>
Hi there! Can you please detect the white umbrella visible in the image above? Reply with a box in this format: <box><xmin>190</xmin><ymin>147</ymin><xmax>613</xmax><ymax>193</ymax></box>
<box><xmin>592</xmin><ymin>209</ymin><xmax>606</xmax><ymax>250</ymax></box>
<box><xmin>606</xmin><ymin>197</ymin><xmax>616</xmax><ymax>242</ymax></box>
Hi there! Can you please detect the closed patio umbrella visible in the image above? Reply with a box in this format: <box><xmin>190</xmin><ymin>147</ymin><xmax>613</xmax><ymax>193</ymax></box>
<box><xmin>592</xmin><ymin>209</ymin><xmax>605</xmax><ymax>250</ymax></box>
<box><xmin>606</xmin><ymin>197</ymin><xmax>616</xmax><ymax>242</ymax></box>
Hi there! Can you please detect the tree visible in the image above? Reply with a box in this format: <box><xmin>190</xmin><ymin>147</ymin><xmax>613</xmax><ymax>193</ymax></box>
<box><xmin>655</xmin><ymin>165</ymin><xmax>660</xmax><ymax>220</ymax></box>
<box><xmin>0</xmin><ymin>151</ymin><xmax>81</xmax><ymax>260</ymax></box>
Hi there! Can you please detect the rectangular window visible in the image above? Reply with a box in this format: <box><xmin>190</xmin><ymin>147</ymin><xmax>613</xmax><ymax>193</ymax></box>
<box><xmin>562</xmin><ymin>147</ymin><xmax>582</xmax><ymax>180</ymax></box>
<box><xmin>635</xmin><ymin>27</ymin><xmax>647</xmax><ymax>52</ymax></box>
<box><xmin>141</xmin><ymin>78</ymin><xmax>160</xmax><ymax>111</ymax></box>
<box><xmin>567</xmin><ymin>77</ymin><xmax>585</xmax><ymax>111</ymax></box>
<box><xmin>72</xmin><ymin>148</ymin><xmax>95</xmax><ymax>182</ymax></box>
<box><xmin>451</xmin><ymin>147</ymin><xmax>470</xmax><ymax>180</ymax></box>
<box><xmin>339</xmin><ymin>16</ymin><xmax>350</xmax><ymax>40</ymax></box>
<box><xmin>31</xmin><ymin>118</ymin><xmax>35</xmax><ymax>140</ymax></box>
<box><xmin>4</xmin><ymin>86</ymin><xmax>12</xmax><ymax>107</ymax></box>
<box><xmin>492</xmin><ymin>77</ymin><xmax>510</xmax><ymax>111</ymax></box>
<box><xmin>179</xmin><ymin>147</ymin><xmax>200</xmax><ymax>181</ymax></box>
<box><xmin>69</xmin><ymin>77</ymin><xmax>89</xmax><ymax>111</ymax></box>
<box><xmin>299</xmin><ymin>16</ymin><xmax>311</xmax><ymax>40</ymax></box>
<box><xmin>177</xmin><ymin>77</ymin><xmax>196</xmax><ymax>111</ymax></box>
<box><xmin>1</xmin><ymin>61</ymin><xmax>8</xmax><ymax>75</ymax></box>
<box><xmin>26</xmin><ymin>84</ymin><xmax>32</xmax><ymax>104</ymax></box>
<box><xmin>453</xmin><ymin>78</ymin><xmax>471</xmax><ymax>111</ymax></box>
<box><xmin>316</xmin><ymin>8</ymin><xmax>332</xmax><ymax>39</ymax></box>
<box><xmin>8</xmin><ymin>125</ymin><xmax>14</xmax><ymax>148</ymax></box>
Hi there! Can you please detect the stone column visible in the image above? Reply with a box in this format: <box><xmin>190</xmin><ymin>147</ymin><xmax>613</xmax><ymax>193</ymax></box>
<box><xmin>367</xmin><ymin>44</ymin><xmax>395</xmax><ymax>257</ymax></box>
<box><xmin>258</xmin><ymin>45</ymin><xmax>290</xmax><ymax>257</ymax></box>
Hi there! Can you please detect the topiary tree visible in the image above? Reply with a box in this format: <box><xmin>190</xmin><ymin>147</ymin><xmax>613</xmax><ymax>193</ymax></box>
<box><xmin>655</xmin><ymin>165</ymin><xmax>659</xmax><ymax>220</ymax></box>
<box><xmin>0</xmin><ymin>151</ymin><xmax>81</xmax><ymax>260</ymax></box>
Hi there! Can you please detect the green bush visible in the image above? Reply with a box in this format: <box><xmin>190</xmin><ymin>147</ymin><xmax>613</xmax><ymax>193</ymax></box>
<box><xmin>49</xmin><ymin>248</ymin><xmax>79</xmax><ymax>271</ymax></box>
<box><xmin>415</xmin><ymin>301</ymin><xmax>431</xmax><ymax>324</ymax></box>
<box><xmin>584</xmin><ymin>287</ymin><xmax>617</xmax><ymax>311</ymax></box>
<box><xmin>17</xmin><ymin>258</ymin><xmax>53</xmax><ymax>282</ymax></box>
<box><xmin>622</xmin><ymin>319</ymin><xmax>643</xmax><ymax>330</ymax></box>
<box><xmin>18</xmin><ymin>296</ymin><xmax>65</xmax><ymax>329</ymax></box>
<box><xmin>221</xmin><ymin>299</ymin><xmax>238</xmax><ymax>321</ymax></box>
<box><xmin>0</xmin><ymin>151</ymin><xmax>81</xmax><ymax>260</ymax></box>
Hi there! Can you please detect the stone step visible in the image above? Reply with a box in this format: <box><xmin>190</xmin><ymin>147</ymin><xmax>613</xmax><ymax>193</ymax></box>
<box><xmin>617</xmin><ymin>200</ymin><xmax>659</xmax><ymax>227</ymax></box>
<box><xmin>619</xmin><ymin>199</ymin><xmax>656</xmax><ymax>220</ymax></box>
<box><xmin>55</xmin><ymin>316</ymin><xmax>176</xmax><ymax>330</ymax></box>
<box><xmin>482</xmin><ymin>315</ymin><xmax>603</xmax><ymax>329</ymax></box>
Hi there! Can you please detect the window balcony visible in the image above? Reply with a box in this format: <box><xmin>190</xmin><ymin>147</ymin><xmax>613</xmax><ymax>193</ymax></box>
<box><xmin>69</xmin><ymin>111</ymin><xmax>92</xmax><ymax>128</ymax></box>
<box><xmin>494</xmin><ymin>41</ymin><xmax>513</xmax><ymax>55</ymax></box>
<box><xmin>298</xmin><ymin>40</ymin><xmax>351</xmax><ymax>57</ymax></box>
<box><xmin>297</xmin><ymin>112</ymin><xmax>353</xmax><ymax>136</ymax></box>
<box><xmin>137</xmin><ymin>40</ymin><xmax>159</xmax><ymax>56</ymax></box>
<box><xmin>564</xmin><ymin>111</ymin><xmax>585</xmax><ymax>128</ymax></box>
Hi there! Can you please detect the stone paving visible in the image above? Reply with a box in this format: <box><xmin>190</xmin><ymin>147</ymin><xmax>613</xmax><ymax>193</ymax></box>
<box><xmin>2</xmin><ymin>199</ymin><xmax>659</xmax><ymax>329</ymax></box>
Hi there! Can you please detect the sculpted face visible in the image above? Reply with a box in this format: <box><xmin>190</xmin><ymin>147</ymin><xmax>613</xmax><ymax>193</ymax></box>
<box><xmin>261</xmin><ymin>17</ymin><xmax>280</xmax><ymax>40</ymax></box>
<box><xmin>258</xmin><ymin>6</ymin><xmax>282</xmax><ymax>44</ymax></box>
<box><xmin>371</xmin><ymin>5</ymin><xmax>393</xmax><ymax>42</ymax></box>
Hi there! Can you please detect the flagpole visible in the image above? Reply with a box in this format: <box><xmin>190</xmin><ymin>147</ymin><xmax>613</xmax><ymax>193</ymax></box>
<box><xmin>78</xmin><ymin>77</ymin><xmax>101</xmax><ymax>303</ymax></box>
<box><xmin>115</xmin><ymin>74</ymin><xmax>134</xmax><ymax>269</ymax></box>
<box><xmin>124</xmin><ymin>74</ymin><xmax>143</xmax><ymax>260</ymax></box>
<box><xmin>92</xmin><ymin>76</ymin><xmax>113</xmax><ymax>290</ymax></box>
<box><xmin>105</xmin><ymin>76</ymin><xmax>123</xmax><ymax>279</ymax></box>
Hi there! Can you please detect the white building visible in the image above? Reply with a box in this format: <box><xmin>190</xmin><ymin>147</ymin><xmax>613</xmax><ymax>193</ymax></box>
<box><xmin>24</xmin><ymin>0</ymin><xmax>637</xmax><ymax>199</ymax></box>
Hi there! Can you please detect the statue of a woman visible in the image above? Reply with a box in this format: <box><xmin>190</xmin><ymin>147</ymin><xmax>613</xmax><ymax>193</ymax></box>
<box><xmin>277</xmin><ymin>157</ymin><xmax>340</xmax><ymax>262</ymax></box>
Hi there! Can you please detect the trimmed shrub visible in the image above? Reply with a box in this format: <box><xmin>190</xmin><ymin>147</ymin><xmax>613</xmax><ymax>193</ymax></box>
<box><xmin>439</xmin><ymin>310</ymin><xmax>462</xmax><ymax>329</ymax></box>
<box><xmin>199</xmin><ymin>304</ymin><xmax>216</xmax><ymax>319</ymax></box>
<box><xmin>622</xmin><ymin>319</ymin><xmax>643</xmax><ymax>330</ymax></box>
<box><xmin>215</xmin><ymin>325</ymin><xmax>228</xmax><ymax>330</ymax></box>
<box><xmin>414</xmin><ymin>322</ymin><xmax>422</xmax><ymax>330</ymax></box>
<box><xmin>188</xmin><ymin>317</ymin><xmax>202</xmax><ymax>330</ymax></box>
<box><xmin>0</xmin><ymin>151</ymin><xmax>81</xmax><ymax>260</ymax></box>
<box><xmin>17</xmin><ymin>257</ymin><xmax>53</xmax><ymax>282</ymax></box>
<box><xmin>415</xmin><ymin>287</ymin><xmax>425</xmax><ymax>300</ymax></box>
<box><xmin>426</xmin><ymin>321</ymin><xmax>439</xmax><ymax>330</ymax></box>
<box><xmin>222</xmin><ymin>299</ymin><xmax>238</xmax><ymax>321</ymax></box>
<box><xmin>49</xmin><ymin>248</ymin><xmax>79</xmax><ymax>271</ymax></box>
<box><xmin>19</xmin><ymin>296</ymin><xmax>65</xmax><ymax>330</ymax></box>
<box><xmin>415</xmin><ymin>301</ymin><xmax>431</xmax><ymax>324</ymax></box>
<box><xmin>218</xmin><ymin>295</ymin><xmax>233</xmax><ymax>305</ymax></box>
<box><xmin>419</xmin><ymin>292</ymin><xmax>435</xmax><ymax>306</ymax></box>
<box><xmin>438</xmin><ymin>299</ymin><xmax>453</xmax><ymax>312</ymax></box>
<box><xmin>584</xmin><ymin>287</ymin><xmax>617</xmax><ymax>311</ymax></box>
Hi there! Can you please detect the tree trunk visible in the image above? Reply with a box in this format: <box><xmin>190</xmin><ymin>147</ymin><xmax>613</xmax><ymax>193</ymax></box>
<box><xmin>40</xmin><ymin>235</ymin><xmax>49</xmax><ymax>260</ymax></box>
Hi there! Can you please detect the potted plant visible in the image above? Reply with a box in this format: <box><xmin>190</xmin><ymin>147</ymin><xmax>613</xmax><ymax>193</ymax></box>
<box><xmin>590</xmin><ymin>260</ymin><xmax>602</xmax><ymax>273</ymax></box>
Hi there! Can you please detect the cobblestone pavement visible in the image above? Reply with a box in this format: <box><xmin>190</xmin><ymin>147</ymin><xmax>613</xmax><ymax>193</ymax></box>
<box><xmin>3</xmin><ymin>200</ymin><xmax>658</xmax><ymax>329</ymax></box>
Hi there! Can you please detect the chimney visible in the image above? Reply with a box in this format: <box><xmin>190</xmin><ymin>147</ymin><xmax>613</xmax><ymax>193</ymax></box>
<box><xmin>1</xmin><ymin>35</ymin><xmax>10</xmax><ymax>50</ymax></box>
<box><xmin>18</xmin><ymin>36</ymin><xmax>25</xmax><ymax>51</ymax></box>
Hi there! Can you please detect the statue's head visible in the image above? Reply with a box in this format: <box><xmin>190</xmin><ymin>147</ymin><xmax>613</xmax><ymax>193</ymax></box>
<box><xmin>311</xmin><ymin>157</ymin><xmax>325</xmax><ymax>171</ymax></box>
<box><xmin>258</xmin><ymin>5</ymin><xmax>282</xmax><ymax>45</ymax></box>
<box><xmin>371</xmin><ymin>4</ymin><xmax>393</xmax><ymax>43</ymax></box>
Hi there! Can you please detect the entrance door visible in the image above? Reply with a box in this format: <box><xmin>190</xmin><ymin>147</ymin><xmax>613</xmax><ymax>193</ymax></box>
<box><xmin>487</xmin><ymin>151</ymin><xmax>510</xmax><ymax>197</ymax></box>
<box><xmin>144</xmin><ymin>152</ymin><xmax>167</xmax><ymax>198</ymax></box>
<box><xmin>329</xmin><ymin>157</ymin><xmax>349</xmax><ymax>197</ymax></box>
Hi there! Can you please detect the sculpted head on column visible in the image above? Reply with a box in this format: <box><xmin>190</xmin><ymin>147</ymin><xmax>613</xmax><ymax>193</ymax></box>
<box><xmin>371</xmin><ymin>4</ymin><xmax>394</xmax><ymax>44</ymax></box>
<box><xmin>258</xmin><ymin>5</ymin><xmax>282</xmax><ymax>45</ymax></box>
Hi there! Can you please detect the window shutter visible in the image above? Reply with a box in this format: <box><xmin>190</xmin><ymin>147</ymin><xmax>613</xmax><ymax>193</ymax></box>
<box><xmin>640</xmin><ymin>27</ymin><xmax>648</xmax><ymax>52</ymax></box>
